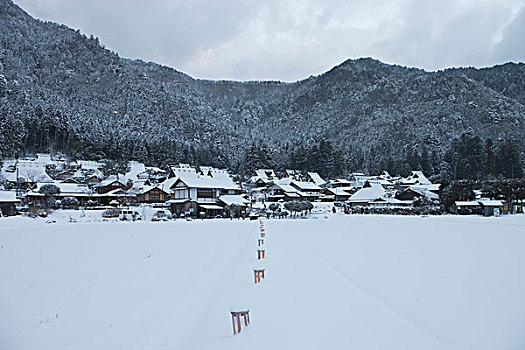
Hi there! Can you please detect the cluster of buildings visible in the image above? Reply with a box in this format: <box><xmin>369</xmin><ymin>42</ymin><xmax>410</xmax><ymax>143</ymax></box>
<box><xmin>250</xmin><ymin>169</ymin><xmax>441</xmax><ymax>209</ymax></box>
<box><xmin>0</xmin><ymin>154</ymin><xmax>247</xmax><ymax>218</ymax></box>
<box><xmin>0</xmin><ymin>153</ymin><xmax>510</xmax><ymax>217</ymax></box>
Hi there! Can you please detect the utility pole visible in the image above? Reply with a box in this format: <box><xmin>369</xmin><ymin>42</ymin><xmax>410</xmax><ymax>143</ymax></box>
<box><xmin>15</xmin><ymin>167</ymin><xmax>19</xmax><ymax>197</ymax></box>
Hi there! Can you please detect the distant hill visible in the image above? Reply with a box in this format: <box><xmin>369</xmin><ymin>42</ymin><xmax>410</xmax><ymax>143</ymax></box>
<box><xmin>1</xmin><ymin>0</ymin><xmax>524</xmax><ymax>178</ymax></box>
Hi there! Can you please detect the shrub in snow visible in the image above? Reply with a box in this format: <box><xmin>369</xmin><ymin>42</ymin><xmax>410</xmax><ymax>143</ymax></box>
<box><xmin>285</xmin><ymin>201</ymin><xmax>313</xmax><ymax>216</ymax></box>
<box><xmin>39</xmin><ymin>184</ymin><xmax>61</xmax><ymax>208</ymax></box>
<box><xmin>61</xmin><ymin>197</ymin><xmax>79</xmax><ymax>209</ymax></box>
<box><xmin>39</xmin><ymin>184</ymin><xmax>60</xmax><ymax>197</ymax></box>
<box><xmin>225</xmin><ymin>204</ymin><xmax>242</xmax><ymax>218</ymax></box>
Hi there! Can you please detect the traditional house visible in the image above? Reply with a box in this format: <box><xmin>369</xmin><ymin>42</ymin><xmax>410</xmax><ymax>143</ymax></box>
<box><xmin>396</xmin><ymin>186</ymin><xmax>439</xmax><ymax>202</ymax></box>
<box><xmin>250</xmin><ymin>169</ymin><xmax>278</xmax><ymax>188</ymax></box>
<box><xmin>26</xmin><ymin>182</ymin><xmax>97</xmax><ymax>206</ymax></box>
<box><xmin>120</xmin><ymin>161</ymin><xmax>147</xmax><ymax>184</ymax></box>
<box><xmin>95</xmin><ymin>177</ymin><xmax>128</xmax><ymax>194</ymax></box>
<box><xmin>328</xmin><ymin>179</ymin><xmax>352</xmax><ymax>188</ymax></box>
<box><xmin>143</xmin><ymin>166</ymin><xmax>168</xmax><ymax>183</ymax></box>
<box><xmin>290</xmin><ymin>181</ymin><xmax>322</xmax><ymax>201</ymax></box>
<box><xmin>349</xmin><ymin>173</ymin><xmax>368</xmax><ymax>188</ymax></box>
<box><xmin>347</xmin><ymin>182</ymin><xmax>386</xmax><ymax>207</ymax></box>
<box><xmin>401</xmin><ymin>171</ymin><xmax>432</xmax><ymax>186</ymax></box>
<box><xmin>455</xmin><ymin>201</ymin><xmax>481</xmax><ymax>215</ymax></box>
<box><xmin>136</xmin><ymin>186</ymin><xmax>169</xmax><ymax>203</ymax></box>
<box><xmin>167</xmin><ymin>166</ymin><xmax>242</xmax><ymax>217</ymax></box>
<box><xmin>268</xmin><ymin>182</ymin><xmax>304</xmax><ymax>202</ymax></box>
<box><xmin>323</xmin><ymin>187</ymin><xmax>352</xmax><ymax>201</ymax></box>
<box><xmin>0</xmin><ymin>191</ymin><xmax>20</xmax><ymax>216</ymax></box>
<box><xmin>307</xmin><ymin>172</ymin><xmax>326</xmax><ymax>187</ymax></box>
<box><xmin>217</xmin><ymin>194</ymin><xmax>250</xmax><ymax>215</ymax></box>
<box><xmin>0</xmin><ymin>155</ymin><xmax>53</xmax><ymax>189</ymax></box>
<box><xmin>98</xmin><ymin>188</ymin><xmax>129</xmax><ymax>206</ymax></box>
<box><xmin>368</xmin><ymin>197</ymin><xmax>410</xmax><ymax>208</ymax></box>
<box><xmin>284</xmin><ymin>169</ymin><xmax>303</xmax><ymax>181</ymax></box>
<box><xmin>478</xmin><ymin>199</ymin><xmax>505</xmax><ymax>217</ymax></box>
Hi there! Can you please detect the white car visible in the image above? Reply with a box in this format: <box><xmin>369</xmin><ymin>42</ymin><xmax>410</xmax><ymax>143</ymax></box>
<box><xmin>119</xmin><ymin>209</ymin><xmax>142</xmax><ymax>221</ymax></box>
<box><xmin>151</xmin><ymin>209</ymin><xmax>172</xmax><ymax>221</ymax></box>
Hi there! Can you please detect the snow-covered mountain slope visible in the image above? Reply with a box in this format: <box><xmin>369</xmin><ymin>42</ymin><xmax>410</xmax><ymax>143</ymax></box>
<box><xmin>1</xmin><ymin>0</ymin><xmax>525</xmax><ymax>175</ymax></box>
<box><xmin>1</xmin><ymin>215</ymin><xmax>524</xmax><ymax>349</ymax></box>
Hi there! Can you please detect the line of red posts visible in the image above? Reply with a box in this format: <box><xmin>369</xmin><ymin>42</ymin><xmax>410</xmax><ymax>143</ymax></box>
<box><xmin>230</xmin><ymin>218</ymin><xmax>267</xmax><ymax>335</ymax></box>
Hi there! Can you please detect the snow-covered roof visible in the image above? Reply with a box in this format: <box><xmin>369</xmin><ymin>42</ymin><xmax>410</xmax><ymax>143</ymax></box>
<box><xmin>455</xmin><ymin>201</ymin><xmax>479</xmax><ymax>206</ymax></box>
<box><xmin>274</xmin><ymin>183</ymin><xmax>298</xmax><ymax>193</ymax></box>
<box><xmin>478</xmin><ymin>199</ymin><xmax>504</xmax><ymax>207</ymax></box>
<box><xmin>198</xmin><ymin>204</ymin><xmax>224</xmax><ymax>210</ymax></box>
<box><xmin>77</xmin><ymin>160</ymin><xmax>104</xmax><ymax>170</ymax></box>
<box><xmin>171</xmin><ymin>167</ymin><xmax>240</xmax><ymax>190</ymax></box>
<box><xmin>378</xmin><ymin>171</ymin><xmax>392</xmax><ymax>179</ymax></box>
<box><xmin>329</xmin><ymin>179</ymin><xmax>352</xmax><ymax>187</ymax></box>
<box><xmin>159</xmin><ymin>177</ymin><xmax>178</xmax><ymax>192</ymax></box>
<box><xmin>291</xmin><ymin>181</ymin><xmax>321</xmax><ymax>191</ymax></box>
<box><xmin>367</xmin><ymin>178</ymin><xmax>394</xmax><ymax>186</ymax></box>
<box><xmin>408</xmin><ymin>186</ymin><xmax>439</xmax><ymax>200</ymax></box>
<box><xmin>254</xmin><ymin>169</ymin><xmax>277</xmax><ymax>181</ymax></box>
<box><xmin>218</xmin><ymin>195</ymin><xmax>249</xmax><ymax>206</ymax></box>
<box><xmin>348</xmin><ymin>173</ymin><xmax>368</xmax><ymax>187</ymax></box>
<box><xmin>101</xmin><ymin>188</ymin><xmax>127</xmax><ymax>196</ymax></box>
<box><xmin>284</xmin><ymin>191</ymin><xmax>301</xmax><ymax>198</ymax></box>
<box><xmin>121</xmin><ymin>161</ymin><xmax>146</xmax><ymax>183</ymax></box>
<box><xmin>402</xmin><ymin>171</ymin><xmax>432</xmax><ymax>185</ymax></box>
<box><xmin>97</xmin><ymin>176</ymin><xmax>126</xmax><ymax>187</ymax></box>
<box><xmin>0</xmin><ymin>191</ymin><xmax>20</xmax><ymax>203</ymax></box>
<box><xmin>417</xmin><ymin>184</ymin><xmax>440</xmax><ymax>192</ymax></box>
<box><xmin>326</xmin><ymin>188</ymin><xmax>352</xmax><ymax>196</ymax></box>
<box><xmin>285</xmin><ymin>169</ymin><xmax>300</xmax><ymax>176</ymax></box>
<box><xmin>276</xmin><ymin>177</ymin><xmax>293</xmax><ymax>185</ymax></box>
<box><xmin>27</xmin><ymin>182</ymin><xmax>94</xmax><ymax>197</ymax></box>
<box><xmin>370</xmin><ymin>197</ymin><xmax>404</xmax><ymax>204</ymax></box>
<box><xmin>0</xmin><ymin>158</ymin><xmax>53</xmax><ymax>183</ymax></box>
<box><xmin>348</xmin><ymin>183</ymin><xmax>386</xmax><ymax>202</ymax></box>
<box><xmin>146</xmin><ymin>166</ymin><xmax>165</xmax><ymax>173</ymax></box>
<box><xmin>137</xmin><ymin>185</ymin><xmax>169</xmax><ymax>195</ymax></box>
<box><xmin>307</xmin><ymin>172</ymin><xmax>326</xmax><ymax>186</ymax></box>
<box><xmin>337</xmin><ymin>179</ymin><xmax>351</xmax><ymax>184</ymax></box>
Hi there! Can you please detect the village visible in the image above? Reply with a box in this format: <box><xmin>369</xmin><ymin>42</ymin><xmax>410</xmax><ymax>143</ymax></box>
<box><xmin>0</xmin><ymin>153</ymin><xmax>520</xmax><ymax>220</ymax></box>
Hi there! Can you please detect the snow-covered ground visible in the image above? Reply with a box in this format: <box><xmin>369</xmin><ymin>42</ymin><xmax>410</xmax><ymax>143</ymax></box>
<box><xmin>1</xmin><ymin>214</ymin><xmax>525</xmax><ymax>349</ymax></box>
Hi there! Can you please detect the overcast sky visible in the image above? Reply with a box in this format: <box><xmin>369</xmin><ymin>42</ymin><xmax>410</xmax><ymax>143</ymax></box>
<box><xmin>14</xmin><ymin>0</ymin><xmax>525</xmax><ymax>82</ymax></box>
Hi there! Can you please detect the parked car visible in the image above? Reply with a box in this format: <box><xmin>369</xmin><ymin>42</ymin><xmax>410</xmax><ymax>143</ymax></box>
<box><xmin>119</xmin><ymin>209</ymin><xmax>142</xmax><ymax>221</ymax></box>
<box><xmin>151</xmin><ymin>209</ymin><xmax>172</xmax><ymax>222</ymax></box>
<box><xmin>102</xmin><ymin>207</ymin><xmax>120</xmax><ymax>218</ymax></box>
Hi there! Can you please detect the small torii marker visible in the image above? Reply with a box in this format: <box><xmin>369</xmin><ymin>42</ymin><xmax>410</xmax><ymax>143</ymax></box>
<box><xmin>230</xmin><ymin>306</ymin><xmax>250</xmax><ymax>335</ymax></box>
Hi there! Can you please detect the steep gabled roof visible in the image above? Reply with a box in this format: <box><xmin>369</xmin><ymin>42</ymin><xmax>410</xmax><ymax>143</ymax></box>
<box><xmin>170</xmin><ymin>167</ymin><xmax>239</xmax><ymax>190</ymax></box>
<box><xmin>348</xmin><ymin>183</ymin><xmax>386</xmax><ymax>202</ymax></box>
<box><xmin>291</xmin><ymin>180</ymin><xmax>322</xmax><ymax>191</ymax></box>
<box><xmin>307</xmin><ymin>172</ymin><xmax>326</xmax><ymax>186</ymax></box>
<box><xmin>0</xmin><ymin>158</ymin><xmax>53</xmax><ymax>183</ymax></box>
<box><xmin>254</xmin><ymin>169</ymin><xmax>277</xmax><ymax>181</ymax></box>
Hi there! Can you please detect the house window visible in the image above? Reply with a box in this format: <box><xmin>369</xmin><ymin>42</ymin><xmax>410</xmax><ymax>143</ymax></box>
<box><xmin>197</xmin><ymin>189</ymin><xmax>215</xmax><ymax>199</ymax></box>
<box><xmin>149</xmin><ymin>190</ymin><xmax>161</xmax><ymax>202</ymax></box>
<box><xmin>173</xmin><ymin>188</ymin><xmax>188</xmax><ymax>199</ymax></box>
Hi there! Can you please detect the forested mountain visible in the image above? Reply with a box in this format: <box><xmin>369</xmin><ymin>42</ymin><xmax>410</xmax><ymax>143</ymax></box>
<box><xmin>1</xmin><ymin>0</ymin><xmax>524</xmax><ymax>179</ymax></box>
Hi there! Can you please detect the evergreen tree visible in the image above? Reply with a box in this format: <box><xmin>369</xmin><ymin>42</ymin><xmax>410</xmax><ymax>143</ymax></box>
<box><xmin>484</xmin><ymin>138</ymin><xmax>497</xmax><ymax>176</ymax></box>
<box><xmin>420</xmin><ymin>145</ymin><xmax>432</xmax><ymax>176</ymax></box>
<box><xmin>497</xmin><ymin>139</ymin><xmax>523</xmax><ymax>178</ymax></box>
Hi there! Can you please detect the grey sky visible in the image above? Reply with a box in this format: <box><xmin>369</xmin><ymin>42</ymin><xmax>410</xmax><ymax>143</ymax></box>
<box><xmin>14</xmin><ymin>0</ymin><xmax>525</xmax><ymax>82</ymax></box>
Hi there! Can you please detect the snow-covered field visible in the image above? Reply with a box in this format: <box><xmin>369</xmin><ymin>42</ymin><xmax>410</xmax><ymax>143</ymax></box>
<box><xmin>1</xmin><ymin>214</ymin><xmax>525</xmax><ymax>350</ymax></box>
